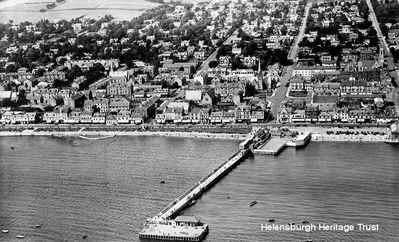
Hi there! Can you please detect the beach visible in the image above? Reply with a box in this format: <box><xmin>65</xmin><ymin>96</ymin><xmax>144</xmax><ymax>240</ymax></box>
<box><xmin>0</xmin><ymin>124</ymin><xmax>391</xmax><ymax>143</ymax></box>
<box><xmin>0</xmin><ymin>127</ymin><xmax>250</xmax><ymax>140</ymax></box>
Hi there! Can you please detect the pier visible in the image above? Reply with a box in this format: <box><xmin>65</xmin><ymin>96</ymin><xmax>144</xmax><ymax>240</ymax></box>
<box><xmin>139</xmin><ymin>128</ymin><xmax>311</xmax><ymax>240</ymax></box>
<box><xmin>140</xmin><ymin>148</ymin><xmax>251</xmax><ymax>240</ymax></box>
<box><xmin>253</xmin><ymin>137</ymin><xmax>288</xmax><ymax>155</ymax></box>
<box><xmin>156</xmin><ymin>148</ymin><xmax>250</xmax><ymax>221</ymax></box>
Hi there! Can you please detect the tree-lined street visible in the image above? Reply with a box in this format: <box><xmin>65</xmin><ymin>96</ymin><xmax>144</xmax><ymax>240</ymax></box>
<box><xmin>269</xmin><ymin>2</ymin><xmax>313</xmax><ymax>119</ymax></box>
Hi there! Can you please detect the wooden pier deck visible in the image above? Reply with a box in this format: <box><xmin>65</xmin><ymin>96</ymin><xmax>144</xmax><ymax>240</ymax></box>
<box><xmin>253</xmin><ymin>137</ymin><xmax>287</xmax><ymax>155</ymax></box>
<box><xmin>150</xmin><ymin>148</ymin><xmax>250</xmax><ymax>223</ymax></box>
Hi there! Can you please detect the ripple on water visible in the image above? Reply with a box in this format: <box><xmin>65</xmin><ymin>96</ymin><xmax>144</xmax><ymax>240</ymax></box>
<box><xmin>1</xmin><ymin>137</ymin><xmax>398</xmax><ymax>241</ymax></box>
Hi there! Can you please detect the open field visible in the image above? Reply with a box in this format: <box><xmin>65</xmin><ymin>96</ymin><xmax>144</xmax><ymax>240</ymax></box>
<box><xmin>0</xmin><ymin>0</ymin><xmax>205</xmax><ymax>23</ymax></box>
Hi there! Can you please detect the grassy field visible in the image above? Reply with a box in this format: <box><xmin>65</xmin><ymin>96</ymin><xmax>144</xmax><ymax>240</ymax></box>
<box><xmin>0</xmin><ymin>0</ymin><xmax>203</xmax><ymax>23</ymax></box>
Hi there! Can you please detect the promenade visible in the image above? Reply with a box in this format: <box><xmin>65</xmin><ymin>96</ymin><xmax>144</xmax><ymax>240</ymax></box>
<box><xmin>292</xmin><ymin>126</ymin><xmax>388</xmax><ymax>142</ymax></box>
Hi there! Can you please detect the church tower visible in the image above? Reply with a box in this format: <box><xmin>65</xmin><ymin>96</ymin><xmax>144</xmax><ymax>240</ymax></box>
<box><xmin>255</xmin><ymin>57</ymin><xmax>264</xmax><ymax>90</ymax></box>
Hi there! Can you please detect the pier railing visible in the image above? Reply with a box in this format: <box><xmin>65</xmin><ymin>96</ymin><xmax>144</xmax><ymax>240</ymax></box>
<box><xmin>159</xmin><ymin>149</ymin><xmax>245</xmax><ymax>217</ymax></box>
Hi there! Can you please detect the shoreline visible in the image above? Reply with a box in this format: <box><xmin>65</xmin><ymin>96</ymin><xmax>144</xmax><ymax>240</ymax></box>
<box><xmin>0</xmin><ymin>128</ymin><xmax>392</xmax><ymax>143</ymax></box>
<box><xmin>0</xmin><ymin>130</ymin><xmax>250</xmax><ymax>140</ymax></box>
<box><xmin>310</xmin><ymin>133</ymin><xmax>388</xmax><ymax>142</ymax></box>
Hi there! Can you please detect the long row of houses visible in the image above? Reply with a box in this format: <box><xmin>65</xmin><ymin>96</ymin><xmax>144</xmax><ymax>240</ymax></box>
<box><xmin>0</xmin><ymin>104</ymin><xmax>268</xmax><ymax>125</ymax></box>
<box><xmin>278</xmin><ymin>106</ymin><xmax>397</xmax><ymax>124</ymax></box>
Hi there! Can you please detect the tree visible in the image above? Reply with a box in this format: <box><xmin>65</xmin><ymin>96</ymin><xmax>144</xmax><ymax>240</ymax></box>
<box><xmin>208</xmin><ymin>60</ymin><xmax>218</xmax><ymax>68</ymax></box>
<box><xmin>66</xmin><ymin>65</ymin><xmax>83</xmax><ymax>82</ymax></box>
<box><xmin>16</xmin><ymin>90</ymin><xmax>29</xmax><ymax>106</ymax></box>
<box><xmin>53</xmin><ymin>78</ymin><xmax>68</xmax><ymax>88</ymax></box>
<box><xmin>232</xmin><ymin>57</ymin><xmax>243</xmax><ymax>70</ymax></box>
<box><xmin>171</xmin><ymin>82</ymin><xmax>180</xmax><ymax>89</ymax></box>
<box><xmin>26</xmin><ymin>48</ymin><xmax>41</xmax><ymax>62</ymax></box>
<box><xmin>190</xmin><ymin>66</ymin><xmax>196</xmax><ymax>75</ymax></box>
<box><xmin>5</xmin><ymin>64</ymin><xmax>17</xmax><ymax>73</ymax></box>
<box><xmin>92</xmin><ymin>105</ymin><xmax>100</xmax><ymax>113</ymax></box>
<box><xmin>85</xmin><ymin>63</ymin><xmax>105</xmax><ymax>85</ymax></box>
<box><xmin>244</xmin><ymin>83</ymin><xmax>256</xmax><ymax>97</ymax></box>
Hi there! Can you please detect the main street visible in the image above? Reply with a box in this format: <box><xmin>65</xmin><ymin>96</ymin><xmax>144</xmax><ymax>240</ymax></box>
<box><xmin>268</xmin><ymin>2</ymin><xmax>312</xmax><ymax>119</ymax></box>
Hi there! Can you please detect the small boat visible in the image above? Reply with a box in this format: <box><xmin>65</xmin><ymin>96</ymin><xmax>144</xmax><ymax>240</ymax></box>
<box><xmin>160</xmin><ymin>181</ymin><xmax>165</xmax><ymax>184</ymax></box>
<box><xmin>268</xmin><ymin>219</ymin><xmax>275</xmax><ymax>223</ymax></box>
<box><xmin>11</xmin><ymin>147</ymin><xmax>15</xmax><ymax>149</ymax></box>
<box><xmin>35</xmin><ymin>224</ymin><xmax>41</xmax><ymax>228</ymax></box>
<box><xmin>2</xmin><ymin>230</ymin><xmax>8</xmax><ymax>233</ymax></box>
<box><xmin>17</xmin><ymin>235</ymin><xmax>24</xmax><ymax>239</ymax></box>
<box><xmin>250</xmin><ymin>201</ymin><xmax>257</xmax><ymax>207</ymax></box>
<box><xmin>189</xmin><ymin>200</ymin><xmax>197</xmax><ymax>206</ymax></box>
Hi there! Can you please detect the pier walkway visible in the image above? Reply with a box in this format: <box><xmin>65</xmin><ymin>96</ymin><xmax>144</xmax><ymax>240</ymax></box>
<box><xmin>152</xmin><ymin>148</ymin><xmax>250</xmax><ymax>222</ymax></box>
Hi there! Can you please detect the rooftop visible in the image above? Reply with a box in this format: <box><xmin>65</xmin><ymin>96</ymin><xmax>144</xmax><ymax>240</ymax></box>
<box><xmin>313</xmin><ymin>95</ymin><xmax>339</xmax><ymax>103</ymax></box>
<box><xmin>175</xmin><ymin>216</ymin><xmax>201</xmax><ymax>224</ymax></box>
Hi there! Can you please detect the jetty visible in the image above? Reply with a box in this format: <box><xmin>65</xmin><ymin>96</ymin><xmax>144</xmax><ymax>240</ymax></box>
<box><xmin>139</xmin><ymin>148</ymin><xmax>251</xmax><ymax>241</ymax></box>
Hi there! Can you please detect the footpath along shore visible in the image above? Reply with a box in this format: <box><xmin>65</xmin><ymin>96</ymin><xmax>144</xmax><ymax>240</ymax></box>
<box><xmin>291</xmin><ymin>126</ymin><xmax>389</xmax><ymax>142</ymax></box>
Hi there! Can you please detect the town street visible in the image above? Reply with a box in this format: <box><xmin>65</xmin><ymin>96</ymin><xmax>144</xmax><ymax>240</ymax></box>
<box><xmin>197</xmin><ymin>33</ymin><xmax>238</xmax><ymax>73</ymax></box>
<box><xmin>269</xmin><ymin>2</ymin><xmax>312</xmax><ymax>120</ymax></box>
